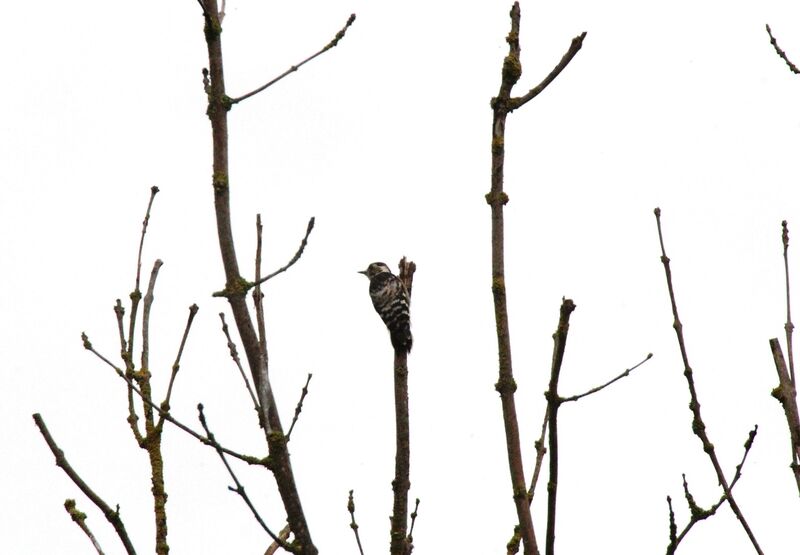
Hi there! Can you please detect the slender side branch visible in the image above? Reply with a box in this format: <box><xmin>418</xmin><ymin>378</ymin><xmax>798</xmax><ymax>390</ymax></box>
<box><xmin>197</xmin><ymin>404</ymin><xmax>294</xmax><ymax>552</ymax></box>
<box><xmin>82</xmin><ymin>334</ymin><xmax>266</xmax><ymax>466</ymax></box>
<box><xmin>218</xmin><ymin>312</ymin><xmax>261</xmax><ymax>416</ymax></box>
<box><xmin>230</xmin><ymin>16</ymin><xmax>356</xmax><ymax>104</ymax></box>
<box><xmin>766</xmin><ymin>24</ymin><xmax>800</xmax><ymax>74</ymax></box>
<box><xmin>64</xmin><ymin>499</ymin><xmax>106</xmax><ymax>555</ymax></box>
<box><xmin>782</xmin><ymin>221</ymin><xmax>796</xmax><ymax>384</ymax></box>
<box><xmin>264</xmin><ymin>526</ymin><xmax>292</xmax><ymax>555</ymax></box>
<box><xmin>286</xmin><ymin>373</ymin><xmax>313</xmax><ymax>441</ymax></box>
<box><xmin>561</xmin><ymin>353</ymin><xmax>653</xmax><ymax>403</ymax></box>
<box><xmin>158</xmin><ymin>304</ymin><xmax>200</xmax><ymax>433</ymax></box>
<box><xmin>32</xmin><ymin>414</ymin><xmax>137</xmax><ymax>555</ymax></box>
<box><xmin>347</xmin><ymin>490</ymin><xmax>366</xmax><ymax>555</ymax></box>
<box><xmin>666</xmin><ymin>426</ymin><xmax>759</xmax><ymax>554</ymax></box>
<box><xmin>250</xmin><ymin>217</ymin><xmax>316</xmax><ymax>288</ymax></box>
<box><xmin>511</xmin><ymin>32</ymin><xmax>586</xmax><ymax>111</ymax></box>
<box><xmin>654</xmin><ymin>208</ymin><xmax>762</xmax><ymax>554</ymax></box>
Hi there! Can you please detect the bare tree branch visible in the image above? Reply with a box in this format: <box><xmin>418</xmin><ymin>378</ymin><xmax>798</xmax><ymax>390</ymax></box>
<box><xmin>218</xmin><ymin>312</ymin><xmax>261</xmax><ymax>418</ymax></box>
<box><xmin>347</xmin><ymin>490</ymin><xmax>366</xmax><ymax>555</ymax></box>
<box><xmin>391</xmin><ymin>257</ymin><xmax>416</xmax><ymax>555</ymax></box>
<box><xmin>654</xmin><ymin>207</ymin><xmax>763</xmax><ymax>554</ymax></box>
<box><xmin>33</xmin><ymin>414</ymin><xmax>137</xmax><ymax>555</ymax></box>
<box><xmin>248</xmin><ymin>217</ymin><xmax>316</xmax><ymax>290</ymax></box>
<box><xmin>81</xmin><ymin>333</ymin><xmax>267</xmax><ymax>467</ymax></box>
<box><xmin>766</xmin><ymin>24</ymin><xmax>800</xmax><ymax>75</ymax></box>
<box><xmin>488</xmin><ymin>4</ymin><xmax>584</xmax><ymax>554</ymax></box>
<box><xmin>544</xmin><ymin>298</ymin><xmax>575</xmax><ymax>555</ymax></box>
<box><xmin>264</xmin><ymin>525</ymin><xmax>292</xmax><ymax>555</ymax></box>
<box><xmin>782</xmin><ymin>221</ymin><xmax>796</xmax><ymax>384</ymax></box>
<box><xmin>769</xmin><ymin>338</ymin><xmax>800</xmax><ymax>494</ymax></box>
<box><xmin>157</xmin><ymin>304</ymin><xmax>200</xmax><ymax>433</ymax></box>
<box><xmin>286</xmin><ymin>373</ymin><xmax>313</xmax><ymax>441</ymax></box>
<box><xmin>561</xmin><ymin>353</ymin><xmax>653</xmax><ymax>403</ymax></box>
<box><xmin>64</xmin><ymin>499</ymin><xmax>106</xmax><ymax>555</ymax></box>
<box><xmin>197</xmin><ymin>404</ymin><xmax>294</xmax><ymax>552</ymax></box>
<box><xmin>230</xmin><ymin>16</ymin><xmax>356</xmax><ymax>104</ymax></box>
<box><xmin>511</xmin><ymin>32</ymin><xmax>586</xmax><ymax>111</ymax></box>
<box><xmin>666</xmin><ymin>426</ymin><xmax>758</xmax><ymax>554</ymax></box>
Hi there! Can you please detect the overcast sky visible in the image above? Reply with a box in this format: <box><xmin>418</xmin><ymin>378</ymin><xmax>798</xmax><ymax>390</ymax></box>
<box><xmin>4</xmin><ymin>0</ymin><xmax>800</xmax><ymax>553</ymax></box>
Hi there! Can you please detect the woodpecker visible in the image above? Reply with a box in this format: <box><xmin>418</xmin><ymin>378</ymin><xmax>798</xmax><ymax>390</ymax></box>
<box><xmin>359</xmin><ymin>262</ymin><xmax>413</xmax><ymax>353</ymax></box>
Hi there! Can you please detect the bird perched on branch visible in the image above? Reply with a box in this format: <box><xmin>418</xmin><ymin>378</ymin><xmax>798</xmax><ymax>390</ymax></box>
<box><xmin>359</xmin><ymin>262</ymin><xmax>413</xmax><ymax>353</ymax></box>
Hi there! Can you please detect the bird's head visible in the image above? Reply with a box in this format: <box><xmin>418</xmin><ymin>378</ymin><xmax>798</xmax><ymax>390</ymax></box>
<box><xmin>358</xmin><ymin>262</ymin><xmax>391</xmax><ymax>279</ymax></box>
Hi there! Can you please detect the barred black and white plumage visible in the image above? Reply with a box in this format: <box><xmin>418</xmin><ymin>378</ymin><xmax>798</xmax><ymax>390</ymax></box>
<box><xmin>359</xmin><ymin>262</ymin><xmax>413</xmax><ymax>353</ymax></box>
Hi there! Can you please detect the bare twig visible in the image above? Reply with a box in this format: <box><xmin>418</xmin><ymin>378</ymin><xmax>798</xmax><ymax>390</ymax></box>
<box><xmin>561</xmin><ymin>353</ymin><xmax>653</xmax><ymax>403</ymax></box>
<box><xmin>253</xmin><ymin>214</ymin><xmax>270</xmax><ymax>431</ymax></box>
<box><xmin>264</xmin><ymin>525</ymin><xmax>292</xmax><ymax>555</ymax></box>
<box><xmin>230</xmin><ymin>16</ymin><xmax>356</xmax><ymax>104</ymax></box>
<box><xmin>654</xmin><ymin>207</ymin><xmax>763</xmax><ymax>554</ymax></box>
<box><xmin>127</xmin><ymin>186</ymin><xmax>160</xmax><ymax>363</ymax></box>
<box><xmin>197</xmin><ymin>404</ymin><xmax>294</xmax><ymax>552</ymax></box>
<box><xmin>782</xmin><ymin>221</ymin><xmax>795</xmax><ymax>384</ymax></box>
<box><xmin>33</xmin><ymin>414</ymin><xmax>137</xmax><ymax>555</ymax></box>
<box><xmin>286</xmin><ymin>373</ymin><xmax>313</xmax><ymax>441</ymax></box>
<box><xmin>347</xmin><ymin>490</ymin><xmax>366</xmax><ymax>555</ymax></box>
<box><xmin>157</xmin><ymin>304</ymin><xmax>200</xmax><ymax>433</ymax></box>
<box><xmin>510</xmin><ymin>33</ymin><xmax>587</xmax><ymax>111</ymax></box>
<box><xmin>527</xmin><ymin>408</ymin><xmax>549</xmax><ymax>501</ymax></box>
<box><xmin>250</xmin><ymin>217</ymin><xmax>316</xmax><ymax>288</ymax></box>
<box><xmin>666</xmin><ymin>426</ymin><xmax>758</xmax><ymax>554</ymax></box>
<box><xmin>82</xmin><ymin>334</ymin><xmax>266</xmax><ymax>466</ymax></box>
<box><xmin>766</xmin><ymin>24</ymin><xmax>800</xmax><ymax>74</ymax></box>
<box><xmin>139</xmin><ymin>259</ymin><xmax>164</xmax><ymax>428</ymax></box>
<box><xmin>544</xmin><ymin>298</ymin><xmax>576</xmax><ymax>555</ymax></box>
<box><xmin>408</xmin><ymin>498</ymin><xmax>420</xmax><ymax>546</ymax></box>
<box><xmin>64</xmin><ymin>499</ymin><xmax>106</xmax><ymax>555</ymax></box>
<box><xmin>391</xmin><ymin>258</ymin><xmax>415</xmax><ymax>555</ymax></box>
<box><xmin>218</xmin><ymin>312</ymin><xmax>261</xmax><ymax>416</ymax></box>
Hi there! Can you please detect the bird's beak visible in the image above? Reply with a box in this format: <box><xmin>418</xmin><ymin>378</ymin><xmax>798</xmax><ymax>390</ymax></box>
<box><xmin>358</xmin><ymin>269</ymin><xmax>368</xmax><ymax>276</ymax></box>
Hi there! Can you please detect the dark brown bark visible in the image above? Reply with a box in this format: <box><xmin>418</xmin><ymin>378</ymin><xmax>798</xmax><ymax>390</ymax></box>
<box><xmin>198</xmin><ymin>2</ymin><xmax>315</xmax><ymax>552</ymax></box>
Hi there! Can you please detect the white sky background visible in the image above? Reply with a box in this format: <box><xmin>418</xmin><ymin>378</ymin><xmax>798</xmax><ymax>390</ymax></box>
<box><xmin>4</xmin><ymin>0</ymin><xmax>800</xmax><ymax>553</ymax></box>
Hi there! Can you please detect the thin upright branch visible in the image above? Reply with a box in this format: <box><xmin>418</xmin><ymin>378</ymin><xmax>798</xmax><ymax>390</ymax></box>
<box><xmin>766</xmin><ymin>24</ymin><xmax>800</xmax><ymax>75</ymax></box>
<box><xmin>33</xmin><ymin>414</ymin><xmax>137</xmax><ymax>555</ymax></box>
<box><xmin>408</xmin><ymin>498</ymin><xmax>421</xmax><ymax>546</ymax></box>
<box><xmin>197</xmin><ymin>404</ymin><xmax>294</xmax><ymax>552</ymax></box>
<box><xmin>666</xmin><ymin>426</ymin><xmax>758</xmax><ymax>554</ymax></box>
<box><xmin>782</xmin><ymin>221</ymin><xmax>795</xmax><ymax>384</ymax></box>
<box><xmin>250</xmin><ymin>217</ymin><xmax>316</xmax><ymax>288</ymax></box>
<box><xmin>158</xmin><ymin>304</ymin><xmax>200</xmax><ymax>433</ymax></box>
<box><xmin>561</xmin><ymin>353</ymin><xmax>653</xmax><ymax>403</ymax></box>
<box><xmin>64</xmin><ymin>499</ymin><xmax>106</xmax><ymax>555</ymax></box>
<box><xmin>286</xmin><ymin>373</ymin><xmax>313</xmax><ymax>441</ymax></box>
<box><xmin>391</xmin><ymin>258</ymin><xmax>416</xmax><ymax>555</ymax></box>
<box><xmin>230</xmin><ymin>16</ymin><xmax>356</xmax><ymax>104</ymax></box>
<box><xmin>528</xmin><ymin>408</ymin><xmax>549</xmax><ymax>501</ymax></box>
<box><xmin>544</xmin><ymin>298</ymin><xmax>576</xmax><ymax>555</ymax></box>
<box><xmin>488</xmin><ymin>5</ymin><xmax>585</xmax><ymax>555</ymax></box>
<box><xmin>347</xmin><ymin>490</ymin><xmax>366</xmax><ymax>555</ymax></box>
<box><xmin>654</xmin><ymin>207</ymin><xmax>763</xmax><ymax>554</ymax></box>
<box><xmin>218</xmin><ymin>312</ymin><xmax>261</xmax><ymax>417</ymax></box>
